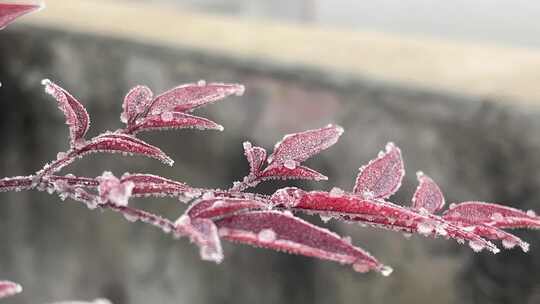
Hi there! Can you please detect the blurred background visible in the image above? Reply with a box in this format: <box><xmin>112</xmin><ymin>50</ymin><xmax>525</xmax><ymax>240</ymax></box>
<box><xmin>1</xmin><ymin>0</ymin><xmax>540</xmax><ymax>303</ymax></box>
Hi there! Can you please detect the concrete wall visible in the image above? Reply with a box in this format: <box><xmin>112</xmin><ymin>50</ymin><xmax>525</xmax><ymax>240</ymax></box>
<box><xmin>1</xmin><ymin>27</ymin><xmax>540</xmax><ymax>304</ymax></box>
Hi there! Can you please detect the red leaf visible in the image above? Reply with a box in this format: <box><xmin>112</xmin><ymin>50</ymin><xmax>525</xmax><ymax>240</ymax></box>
<box><xmin>42</xmin><ymin>79</ymin><xmax>90</xmax><ymax>146</ymax></box>
<box><xmin>443</xmin><ymin>202</ymin><xmax>540</xmax><ymax>229</ymax></box>
<box><xmin>267</xmin><ymin>124</ymin><xmax>343</xmax><ymax>165</ymax></box>
<box><xmin>463</xmin><ymin>224</ymin><xmax>530</xmax><ymax>252</ymax></box>
<box><xmin>243</xmin><ymin>141</ymin><xmax>267</xmax><ymax>175</ymax></box>
<box><xmin>259</xmin><ymin>164</ymin><xmax>327</xmax><ymax>181</ymax></box>
<box><xmin>0</xmin><ymin>2</ymin><xmax>42</xmax><ymax>30</ymax></box>
<box><xmin>129</xmin><ymin>112</ymin><xmax>223</xmax><ymax>134</ymax></box>
<box><xmin>0</xmin><ymin>280</ymin><xmax>22</xmax><ymax>299</ymax></box>
<box><xmin>149</xmin><ymin>81</ymin><xmax>244</xmax><ymax>115</ymax></box>
<box><xmin>215</xmin><ymin>211</ymin><xmax>389</xmax><ymax>274</ymax></box>
<box><xmin>175</xmin><ymin>215</ymin><xmax>224</xmax><ymax>263</ymax></box>
<box><xmin>120</xmin><ymin>173</ymin><xmax>193</xmax><ymax>198</ymax></box>
<box><xmin>0</xmin><ymin>176</ymin><xmax>33</xmax><ymax>192</ymax></box>
<box><xmin>121</xmin><ymin>85</ymin><xmax>153</xmax><ymax>128</ymax></box>
<box><xmin>353</xmin><ymin>142</ymin><xmax>404</xmax><ymax>200</ymax></box>
<box><xmin>80</xmin><ymin>133</ymin><xmax>173</xmax><ymax>166</ymax></box>
<box><xmin>411</xmin><ymin>172</ymin><xmax>445</xmax><ymax>214</ymax></box>
<box><xmin>273</xmin><ymin>189</ymin><xmax>499</xmax><ymax>253</ymax></box>
<box><xmin>187</xmin><ymin>197</ymin><xmax>267</xmax><ymax>219</ymax></box>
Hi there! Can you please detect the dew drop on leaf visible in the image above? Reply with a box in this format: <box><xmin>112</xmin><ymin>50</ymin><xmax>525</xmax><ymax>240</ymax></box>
<box><xmin>257</xmin><ymin>229</ymin><xmax>277</xmax><ymax>242</ymax></box>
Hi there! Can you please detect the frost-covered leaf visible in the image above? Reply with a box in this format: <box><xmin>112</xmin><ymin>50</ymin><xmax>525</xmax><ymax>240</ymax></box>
<box><xmin>120</xmin><ymin>173</ymin><xmax>193</xmax><ymax>198</ymax></box>
<box><xmin>353</xmin><ymin>142</ymin><xmax>404</xmax><ymax>200</ymax></box>
<box><xmin>463</xmin><ymin>224</ymin><xmax>530</xmax><ymax>252</ymax></box>
<box><xmin>267</xmin><ymin>124</ymin><xmax>343</xmax><ymax>165</ymax></box>
<box><xmin>97</xmin><ymin>172</ymin><xmax>134</xmax><ymax>206</ymax></box>
<box><xmin>148</xmin><ymin>81</ymin><xmax>244</xmax><ymax>115</ymax></box>
<box><xmin>243</xmin><ymin>141</ymin><xmax>267</xmax><ymax>175</ymax></box>
<box><xmin>0</xmin><ymin>280</ymin><xmax>22</xmax><ymax>299</ymax></box>
<box><xmin>42</xmin><ymin>79</ymin><xmax>90</xmax><ymax>146</ymax></box>
<box><xmin>215</xmin><ymin>210</ymin><xmax>389</xmax><ymax>274</ymax></box>
<box><xmin>443</xmin><ymin>202</ymin><xmax>540</xmax><ymax>229</ymax></box>
<box><xmin>80</xmin><ymin>133</ymin><xmax>173</xmax><ymax>166</ymax></box>
<box><xmin>175</xmin><ymin>216</ymin><xmax>224</xmax><ymax>263</ymax></box>
<box><xmin>411</xmin><ymin>172</ymin><xmax>445</xmax><ymax>214</ymax></box>
<box><xmin>0</xmin><ymin>1</ymin><xmax>42</xmax><ymax>30</ymax></box>
<box><xmin>129</xmin><ymin>112</ymin><xmax>223</xmax><ymax>134</ymax></box>
<box><xmin>187</xmin><ymin>197</ymin><xmax>267</xmax><ymax>219</ymax></box>
<box><xmin>0</xmin><ymin>175</ymin><xmax>33</xmax><ymax>192</ymax></box>
<box><xmin>273</xmin><ymin>189</ymin><xmax>499</xmax><ymax>253</ymax></box>
<box><xmin>121</xmin><ymin>85</ymin><xmax>153</xmax><ymax>128</ymax></box>
<box><xmin>259</xmin><ymin>164</ymin><xmax>327</xmax><ymax>181</ymax></box>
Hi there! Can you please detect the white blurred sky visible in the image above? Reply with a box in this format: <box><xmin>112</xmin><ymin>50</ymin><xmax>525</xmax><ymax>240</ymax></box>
<box><xmin>139</xmin><ymin>0</ymin><xmax>540</xmax><ymax>49</ymax></box>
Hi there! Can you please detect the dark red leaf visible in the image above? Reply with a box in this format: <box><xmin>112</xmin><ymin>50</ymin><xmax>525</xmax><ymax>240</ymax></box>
<box><xmin>0</xmin><ymin>176</ymin><xmax>33</xmax><ymax>192</ymax></box>
<box><xmin>259</xmin><ymin>164</ymin><xmax>327</xmax><ymax>181</ymax></box>
<box><xmin>411</xmin><ymin>172</ymin><xmax>445</xmax><ymax>214</ymax></box>
<box><xmin>273</xmin><ymin>189</ymin><xmax>499</xmax><ymax>253</ymax></box>
<box><xmin>462</xmin><ymin>224</ymin><xmax>530</xmax><ymax>252</ymax></box>
<box><xmin>187</xmin><ymin>197</ymin><xmax>267</xmax><ymax>219</ymax></box>
<box><xmin>0</xmin><ymin>2</ymin><xmax>42</xmax><ymax>30</ymax></box>
<box><xmin>42</xmin><ymin>79</ymin><xmax>90</xmax><ymax>146</ymax></box>
<box><xmin>267</xmin><ymin>124</ymin><xmax>343</xmax><ymax>165</ymax></box>
<box><xmin>0</xmin><ymin>280</ymin><xmax>22</xmax><ymax>299</ymax></box>
<box><xmin>353</xmin><ymin>142</ymin><xmax>404</xmax><ymax>200</ymax></box>
<box><xmin>80</xmin><ymin>133</ymin><xmax>173</xmax><ymax>166</ymax></box>
<box><xmin>120</xmin><ymin>173</ymin><xmax>193</xmax><ymax>198</ymax></box>
<box><xmin>175</xmin><ymin>215</ymin><xmax>224</xmax><ymax>263</ymax></box>
<box><xmin>129</xmin><ymin>112</ymin><xmax>223</xmax><ymax>134</ymax></box>
<box><xmin>243</xmin><ymin>141</ymin><xmax>267</xmax><ymax>175</ymax></box>
<box><xmin>214</xmin><ymin>210</ymin><xmax>390</xmax><ymax>274</ymax></box>
<box><xmin>443</xmin><ymin>201</ymin><xmax>540</xmax><ymax>229</ymax></box>
<box><xmin>121</xmin><ymin>85</ymin><xmax>153</xmax><ymax>128</ymax></box>
<box><xmin>149</xmin><ymin>81</ymin><xmax>244</xmax><ymax>114</ymax></box>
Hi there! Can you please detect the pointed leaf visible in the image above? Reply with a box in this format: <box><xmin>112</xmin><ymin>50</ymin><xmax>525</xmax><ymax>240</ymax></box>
<box><xmin>411</xmin><ymin>172</ymin><xmax>445</xmax><ymax>213</ymax></box>
<box><xmin>443</xmin><ymin>202</ymin><xmax>540</xmax><ymax>229</ymax></box>
<box><xmin>0</xmin><ymin>280</ymin><xmax>22</xmax><ymax>299</ymax></box>
<box><xmin>175</xmin><ymin>216</ymin><xmax>224</xmax><ymax>263</ymax></box>
<box><xmin>120</xmin><ymin>173</ymin><xmax>193</xmax><ymax>197</ymax></box>
<box><xmin>353</xmin><ymin>142</ymin><xmax>404</xmax><ymax>200</ymax></box>
<box><xmin>259</xmin><ymin>164</ymin><xmax>327</xmax><ymax>181</ymax></box>
<box><xmin>187</xmin><ymin>197</ymin><xmax>267</xmax><ymax>219</ymax></box>
<box><xmin>129</xmin><ymin>112</ymin><xmax>223</xmax><ymax>134</ymax></box>
<box><xmin>273</xmin><ymin>189</ymin><xmax>499</xmax><ymax>253</ymax></box>
<box><xmin>243</xmin><ymin>141</ymin><xmax>267</xmax><ymax>175</ymax></box>
<box><xmin>0</xmin><ymin>2</ymin><xmax>42</xmax><ymax>30</ymax></box>
<box><xmin>80</xmin><ymin>133</ymin><xmax>173</xmax><ymax>166</ymax></box>
<box><xmin>215</xmin><ymin>210</ymin><xmax>388</xmax><ymax>274</ymax></box>
<box><xmin>121</xmin><ymin>85</ymin><xmax>153</xmax><ymax>127</ymax></box>
<box><xmin>42</xmin><ymin>79</ymin><xmax>90</xmax><ymax>146</ymax></box>
<box><xmin>462</xmin><ymin>224</ymin><xmax>530</xmax><ymax>252</ymax></box>
<box><xmin>149</xmin><ymin>81</ymin><xmax>245</xmax><ymax>114</ymax></box>
<box><xmin>267</xmin><ymin>124</ymin><xmax>344</xmax><ymax>165</ymax></box>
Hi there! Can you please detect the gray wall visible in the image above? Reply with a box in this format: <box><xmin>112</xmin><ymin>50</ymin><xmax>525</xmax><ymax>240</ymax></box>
<box><xmin>1</xmin><ymin>27</ymin><xmax>539</xmax><ymax>304</ymax></box>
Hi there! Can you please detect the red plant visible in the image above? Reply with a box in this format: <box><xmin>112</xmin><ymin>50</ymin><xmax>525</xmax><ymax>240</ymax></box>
<box><xmin>1</xmin><ymin>79</ymin><xmax>539</xmax><ymax>298</ymax></box>
<box><xmin>0</xmin><ymin>1</ymin><xmax>43</xmax><ymax>30</ymax></box>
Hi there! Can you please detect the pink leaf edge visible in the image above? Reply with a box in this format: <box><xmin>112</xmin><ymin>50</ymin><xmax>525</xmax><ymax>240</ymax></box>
<box><xmin>0</xmin><ymin>280</ymin><xmax>22</xmax><ymax>299</ymax></box>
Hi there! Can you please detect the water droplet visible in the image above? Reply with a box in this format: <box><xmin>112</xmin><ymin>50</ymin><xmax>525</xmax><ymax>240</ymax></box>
<box><xmin>202</xmin><ymin>192</ymin><xmax>214</xmax><ymax>200</ymax></box>
<box><xmin>491</xmin><ymin>212</ymin><xmax>504</xmax><ymax>222</ymax></box>
<box><xmin>380</xmin><ymin>265</ymin><xmax>393</xmax><ymax>276</ymax></box>
<box><xmin>469</xmin><ymin>240</ymin><xmax>485</xmax><ymax>252</ymax></box>
<box><xmin>161</xmin><ymin>112</ymin><xmax>174</xmax><ymax>122</ymax></box>
<box><xmin>197</xmin><ymin>80</ymin><xmax>206</xmax><ymax>87</ymax></box>
<box><xmin>417</xmin><ymin>222</ymin><xmax>434</xmax><ymax>235</ymax></box>
<box><xmin>123</xmin><ymin>213</ymin><xmax>138</xmax><ymax>222</ymax></box>
<box><xmin>362</xmin><ymin>190</ymin><xmax>374</xmax><ymax>199</ymax></box>
<box><xmin>120</xmin><ymin>112</ymin><xmax>128</xmax><ymax>123</ymax></box>
<box><xmin>402</xmin><ymin>232</ymin><xmax>412</xmax><ymax>239</ymax></box>
<box><xmin>329</xmin><ymin>187</ymin><xmax>344</xmax><ymax>198</ymax></box>
<box><xmin>258</xmin><ymin>229</ymin><xmax>276</xmax><ymax>242</ymax></box>
<box><xmin>284</xmin><ymin>159</ymin><xmax>296</xmax><ymax>170</ymax></box>
<box><xmin>56</xmin><ymin>152</ymin><xmax>67</xmax><ymax>160</ymax></box>
<box><xmin>352</xmin><ymin>262</ymin><xmax>370</xmax><ymax>273</ymax></box>
<box><xmin>449</xmin><ymin>203</ymin><xmax>457</xmax><ymax>209</ymax></box>
<box><xmin>342</xmin><ymin>236</ymin><xmax>352</xmax><ymax>244</ymax></box>
<box><xmin>526</xmin><ymin>210</ymin><xmax>536</xmax><ymax>217</ymax></box>
<box><xmin>320</xmin><ymin>214</ymin><xmax>332</xmax><ymax>223</ymax></box>
<box><xmin>175</xmin><ymin>215</ymin><xmax>190</xmax><ymax>227</ymax></box>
